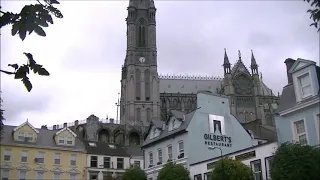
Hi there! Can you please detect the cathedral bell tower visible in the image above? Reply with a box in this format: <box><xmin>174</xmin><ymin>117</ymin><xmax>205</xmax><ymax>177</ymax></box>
<box><xmin>120</xmin><ymin>0</ymin><xmax>160</xmax><ymax>126</ymax></box>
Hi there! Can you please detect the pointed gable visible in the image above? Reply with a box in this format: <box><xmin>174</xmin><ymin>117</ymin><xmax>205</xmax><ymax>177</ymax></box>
<box><xmin>55</xmin><ymin>127</ymin><xmax>77</xmax><ymax>137</ymax></box>
<box><xmin>288</xmin><ymin>58</ymin><xmax>316</xmax><ymax>74</ymax></box>
<box><xmin>13</xmin><ymin>121</ymin><xmax>39</xmax><ymax>134</ymax></box>
<box><xmin>231</xmin><ymin>60</ymin><xmax>251</xmax><ymax>77</ymax></box>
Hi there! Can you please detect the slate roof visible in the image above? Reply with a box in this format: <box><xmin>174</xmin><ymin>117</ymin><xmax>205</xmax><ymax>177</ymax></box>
<box><xmin>142</xmin><ymin>110</ymin><xmax>196</xmax><ymax>148</ymax></box>
<box><xmin>0</xmin><ymin>125</ymin><xmax>85</xmax><ymax>151</ymax></box>
<box><xmin>83</xmin><ymin>141</ymin><xmax>130</xmax><ymax>157</ymax></box>
<box><xmin>125</xmin><ymin>146</ymin><xmax>143</xmax><ymax>157</ymax></box>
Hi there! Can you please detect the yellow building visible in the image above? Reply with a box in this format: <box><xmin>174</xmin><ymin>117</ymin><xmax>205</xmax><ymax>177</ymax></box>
<box><xmin>0</xmin><ymin>121</ymin><xmax>87</xmax><ymax>180</ymax></box>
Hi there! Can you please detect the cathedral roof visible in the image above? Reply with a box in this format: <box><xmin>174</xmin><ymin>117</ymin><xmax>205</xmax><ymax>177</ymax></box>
<box><xmin>231</xmin><ymin>59</ymin><xmax>251</xmax><ymax>77</ymax></box>
<box><xmin>159</xmin><ymin>75</ymin><xmax>222</xmax><ymax>94</ymax></box>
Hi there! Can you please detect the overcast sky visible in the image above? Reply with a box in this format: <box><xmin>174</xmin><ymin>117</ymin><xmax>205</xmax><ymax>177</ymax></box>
<box><xmin>1</xmin><ymin>0</ymin><xmax>319</xmax><ymax>128</ymax></box>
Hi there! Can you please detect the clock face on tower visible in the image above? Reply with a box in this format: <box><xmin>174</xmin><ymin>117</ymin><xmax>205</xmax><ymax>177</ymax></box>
<box><xmin>139</xmin><ymin>57</ymin><xmax>146</xmax><ymax>63</ymax></box>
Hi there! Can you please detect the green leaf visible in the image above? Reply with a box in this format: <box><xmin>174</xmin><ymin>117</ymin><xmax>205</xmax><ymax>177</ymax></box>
<box><xmin>0</xmin><ymin>12</ymin><xmax>14</xmax><ymax>28</ymax></box>
<box><xmin>37</xmin><ymin>67</ymin><xmax>50</xmax><ymax>76</ymax></box>
<box><xmin>11</xmin><ymin>23</ymin><xmax>19</xmax><ymax>36</ymax></box>
<box><xmin>8</xmin><ymin>64</ymin><xmax>19</xmax><ymax>70</ymax></box>
<box><xmin>22</xmin><ymin>78</ymin><xmax>32</xmax><ymax>92</ymax></box>
<box><xmin>23</xmin><ymin>52</ymin><xmax>36</xmax><ymax>67</ymax></box>
<box><xmin>38</xmin><ymin>19</ymin><xmax>49</xmax><ymax>27</ymax></box>
<box><xmin>14</xmin><ymin>65</ymin><xmax>29</xmax><ymax>79</ymax></box>
<box><xmin>33</xmin><ymin>25</ymin><xmax>46</xmax><ymax>37</ymax></box>
<box><xmin>18</xmin><ymin>26</ymin><xmax>27</xmax><ymax>41</ymax></box>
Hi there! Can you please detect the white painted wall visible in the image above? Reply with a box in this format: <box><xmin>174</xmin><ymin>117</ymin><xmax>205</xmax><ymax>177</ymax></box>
<box><xmin>130</xmin><ymin>156</ymin><xmax>144</xmax><ymax>169</ymax></box>
<box><xmin>86</xmin><ymin>154</ymin><xmax>130</xmax><ymax>180</ymax></box>
<box><xmin>190</xmin><ymin>142</ymin><xmax>278</xmax><ymax>180</ymax></box>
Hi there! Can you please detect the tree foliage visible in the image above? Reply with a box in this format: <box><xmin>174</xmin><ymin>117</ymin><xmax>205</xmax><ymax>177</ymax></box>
<box><xmin>210</xmin><ymin>158</ymin><xmax>254</xmax><ymax>180</ymax></box>
<box><xmin>270</xmin><ymin>142</ymin><xmax>320</xmax><ymax>180</ymax></box>
<box><xmin>0</xmin><ymin>0</ymin><xmax>63</xmax><ymax>91</ymax></box>
<box><xmin>304</xmin><ymin>0</ymin><xmax>320</xmax><ymax>32</ymax></box>
<box><xmin>157</xmin><ymin>162</ymin><xmax>190</xmax><ymax>180</ymax></box>
<box><xmin>122</xmin><ymin>166</ymin><xmax>147</xmax><ymax>180</ymax></box>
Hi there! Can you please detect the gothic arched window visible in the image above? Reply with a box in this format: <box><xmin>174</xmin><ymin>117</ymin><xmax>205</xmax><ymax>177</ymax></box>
<box><xmin>135</xmin><ymin>69</ymin><xmax>141</xmax><ymax>100</ymax></box>
<box><xmin>146</xmin><ymin>108</ymin><xmax>151</xmax><ymax>122</ymax></box>
<box><xmin>136</xmin><ymin>108</ymin><xmax>141</xmax><ymax>121</ymax></box>
<box><xmin>145</xmin><ymin>69</ymin><xmax>150</xmax><ymax>100</ymax></box>
<box><xmin>137</xmin><ymin>18</ymin><xmax>147</xmax><ymax>47</ymax></box>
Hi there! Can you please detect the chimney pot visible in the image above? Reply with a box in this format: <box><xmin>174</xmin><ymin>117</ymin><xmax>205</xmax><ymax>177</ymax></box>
<box><xmin>284</xmin><ymin>58</ymin><xmax>295</xmax><ymax>84</ymax></box>
<box><xmin>41</xmin><ymin>125</ymin><xmax>47</xmax><ymax>129</ymax></box>
<box><xmin>63</xmin><ymin>123</ymin><xmax>67</xmax><ymax>128</ymax></box>
<box><xmin>110</xmin><ymin>118</ymin><xmax>114</xmax><ymax>124</ymax></box>
<box><xmin>53</xmin><ymin>125</ymin><xmax>56</xmax><ymax>130</ymax></box>
<box><xmin>75</xmin><ymin>120</ymin><xmax>79</xmax><ymax>126</ymax></box>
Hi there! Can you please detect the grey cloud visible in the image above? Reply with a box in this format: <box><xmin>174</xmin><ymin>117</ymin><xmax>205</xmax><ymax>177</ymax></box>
<box><xmin>1</xmin><ymin>84</ymin><xmax>52</xmax><ymax>124</ymax></box>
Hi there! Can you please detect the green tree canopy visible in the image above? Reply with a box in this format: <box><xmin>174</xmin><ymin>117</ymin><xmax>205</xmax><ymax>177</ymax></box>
<box><xmin>304</xmin><ymin>0</ymin><xmax>320</xmax><ymax>32</ymax></box>
<box><xmin>157</xmin><ymin>162</ymin><xmax>190</xmax><ymax>180</ymax></box>
<box><xmin>210</xmin><ymin>158</ymin><xmax>254</xmax><ymax>180</ymax></box>
<box><xmin>270</xmin><ymin>142</ymin><xmax>320</xmax><ymax>180</ymax></box>
<box><xmin>122</xmin><ymin>166</ymin><xmax>147</xmax><ymax>180</ymax></box>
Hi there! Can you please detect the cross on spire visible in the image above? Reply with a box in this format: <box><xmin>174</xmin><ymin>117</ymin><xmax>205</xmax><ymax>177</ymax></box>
<box><xmin>238</xmin><ymin>50</ymin><xmax>242</xmax><ymax>61</ymax></box>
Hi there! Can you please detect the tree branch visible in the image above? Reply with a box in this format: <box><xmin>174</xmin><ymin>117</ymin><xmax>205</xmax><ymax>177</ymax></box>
<box><xmin>0</xmin><ymin>69</ymin><xmax>15</xmax><ymax>75</ymax></box>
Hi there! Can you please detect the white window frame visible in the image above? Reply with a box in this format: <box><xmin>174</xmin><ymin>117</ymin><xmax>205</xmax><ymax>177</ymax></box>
<box><xmin>167</xmin><ymin>145</ymin><xmax>172</xmax><ymax>160</ymax></box>
<box><xmin>19</xmin><ymin>170</ymin><xmax>27</xmax><ymax>180</ymax></box>
<box><xmin>53</xmin><ymin>172</ymin><xmax>60</xmax><ymax>180</ymax></box>
<box><xmin>58</xmin><ymin>136</ymin><xmax>65</xmax><ymax>144</ymax></box>
<box><xmin>291</xmin><ymin>118</ymin><xmax>309</xmax><ymax>145</ymax></box>
<box><xmin>4</xmin><ymin>149</ymin><xmax>11</xmax><ymax>162</ymax></box>
<box><xmin>21</xmin><ymin>151</ymin><xmax>28</xmax><ymax>163</ymax></box>
<box><xmin>37</xmin><ymin>152</ymin><xmax>45</xmax><ymax>164</ymax></box>
<box><xmin>18</xmin><ymin>132</ymin><xmax>25</xmax><ymax>140</ymax></box>
<box><xmin>293</xmin><ymin>69</ymin><xmax>315</xmax><ymax>102</ymax></box>
<box><xmin>66</xmin><ymin>137</ymin><xmax>73</xmax><ymax>145</ymax></box>
<box><xmin>35</xmin><ymin>171</ymin><xmax>44</xmax><ymax>180</ymax></box>
<box><xmin>158</xmin><ymin>148</ymin><xmax>162</xmax><ymax>163</ymax></box>
<box><xmin>54</xmin><ymin>153</ymin><xmax>60</xmax><ymax>165</ymax></box>
<box><xmin>314</xmin><ymin>112</ymin><xmax>320</xmax><ymax>144</ymax></box>
<box><xmin>1</xmin><ymin>169</ymin><xmax>10</xmax><ymax>180</ymax></box>
<box><xmin>265</xmin><ymin>156</ymin><xmax>274</xmax><ymax>180</ymax></box>
<box><xmin>69</xmin><ymin>173</ymin><xmax>77</xmax><ymax>180</ymax></box>
<box><xmin>250</xmin><ymin>160</ymin><xmax>262</xmax><ymax>180</ymax></box>
<box><xmin>149</xmin><ymin>151</ymin><xmax>153</xmax><ymax>166</ymax></box>
<box><xmin>70</xmin><ymin>154</ymin><xmax>76</xmax><ymax>166</ymax></box>
<box><xmin>297</xmin><ymin>73</ymin><xmax>312</xmax><ymax>98</ymax></box>
<box><xmin>178</xmin><ymin>141</ymin><xmax>184</xmax><ymax>154</ymax></box>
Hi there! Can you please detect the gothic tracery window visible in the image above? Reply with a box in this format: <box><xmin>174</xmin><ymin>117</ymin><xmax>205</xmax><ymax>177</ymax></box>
<box><xmin>146</xmin><ymin>108</ymin><xmax>151</xmax><ymax>122</ymax></box>
<box><xmin>135</xmin><ymin>69</ymin><xmax>141</xmax><ymax>100</ymax></box>
<box><xmin>136</xmin><ymin>108</ymin><xmax>141</xmax><ymax>121</ymax></box>
<box><xmin>137</xmin><ymin>18</ymin><xmax>147</xmax><ymax>47</ymax></box>
<box><xmin>145</xmin><ymin>69</ymin><xmax>150</xmax><ymax>100</ymax></box>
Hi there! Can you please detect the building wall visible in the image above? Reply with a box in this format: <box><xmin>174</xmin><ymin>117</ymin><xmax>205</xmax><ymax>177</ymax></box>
<box><xmin>86</xmin><ymin>154</ymin><xmax>130</xmax><ymax>180</ymax></box>
<box><xmin>190</xmin><ymin>142</ymin><xmax>278</xmax><ymax>180</ymax></box>
<box><xmin>0</xmin><ymin>145</ymin><xmax>86</xmax><ymax>180</ymax></box>
<box><xmin>186</xmin><ymin>93</ymin><xmax>253</xmax><ymax>165</ymax></box>
<box><xmin>130</xmin><ymin>156</ymin><xmax>144</xmax><ymax>169</ymax></box>
<box><xmin>275</xmin><ymin>104</ymin><xmax>320</xmax><ymax>146</ymax></box>
<box><xmin>143</xmin><ymin>133</ymin><xmax>188</xmax><ymax>168</ymax></box>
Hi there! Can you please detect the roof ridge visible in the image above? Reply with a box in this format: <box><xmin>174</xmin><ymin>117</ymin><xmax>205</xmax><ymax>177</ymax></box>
<box><xmin>159</xmin><ymin>74</ymin><xmax>223</xmax><ymax>81</ymax></box>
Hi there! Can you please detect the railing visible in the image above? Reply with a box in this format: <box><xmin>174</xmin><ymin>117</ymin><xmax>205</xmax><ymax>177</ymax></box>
<box><xmin>158</xmin><ymin>74</ymin><xmax>223</xmax><ymax>81</ymax></box>
<box><xmin>47</xmin><ymin>119</ymin><xmax>120</xmax><ymax>130</ymax></box>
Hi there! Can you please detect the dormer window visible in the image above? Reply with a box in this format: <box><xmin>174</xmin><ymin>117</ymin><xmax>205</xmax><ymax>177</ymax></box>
<box><xmin>66</xmin><ymin>137</ymin><xmax>73</xmax><ymax>145</ymax></box>
<box><xmin>17</xmin><ymin>132</ymin><xmax>34</xmax><ymax>142</ymax></box>
<box><xmin>298</xmin><ymin>73</ymin><xmax>312</xmax><ymax>98</ymax></box>
<box><xmin>58</xmin><ymin>136</ymin><xmax>65</xmax><ymax>144</ymax></box>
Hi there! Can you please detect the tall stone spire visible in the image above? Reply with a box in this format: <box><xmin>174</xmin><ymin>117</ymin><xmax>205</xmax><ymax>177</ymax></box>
<box><xmin>223</xmin><ymin>48</ymin><xmax>231</xmax><ymax>75</ymax></box>
<box><xmin>250</xmin><ymin>50</ymin><xmax>258</xmax><ymax>75</ymax></box>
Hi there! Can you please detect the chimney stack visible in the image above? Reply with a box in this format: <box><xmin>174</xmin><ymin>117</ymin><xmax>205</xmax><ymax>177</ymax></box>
<box><xmin>53</xmin><ymin>125</ymin><xmax>56</xmax><ymax>130</ymax></box>
<box><xmin>75</xmin><ymin>120</ymin><xmax>79</xmax><ymax>127</ymax></box>
<box><xmin>110</xmin><ymin>118</ymin><xmax>114</xmax><ymax>124</ymax></box>
<box><xmin>63</xmin><ymin>123</ymin><xmax>67</xmax><ymax>128</ymax></box>
<box><xmin>284</xmin><ymin>58</ymin><xmax>295</xmax><ymax>84</ymax></box>
<box><xmin>41</xmin><ymin>125</ymin><xmax>47</xmax><ymax>129</ymax></box>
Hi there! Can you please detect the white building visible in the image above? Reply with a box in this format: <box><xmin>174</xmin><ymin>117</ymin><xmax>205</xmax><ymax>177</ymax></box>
<box><xmin>84</xmin><ymin>141</ymin><xmax>143</xmax><ymax>180</ymax></box>
<box><xmin>142</xmin><ymin>92</ymin><xmax>276</xmax><ymax>180</ymax></box>
<box><xmin>190</xmin><ymin>142</ymin><xmax>277</xmax><ymax>180</ymax></box>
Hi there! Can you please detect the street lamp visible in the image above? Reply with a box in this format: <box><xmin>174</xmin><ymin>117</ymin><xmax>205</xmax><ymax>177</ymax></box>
<box><xmin>208</xmin><ymin>146</ymin><xmax>224</xmax><ymax>180</ymax></box>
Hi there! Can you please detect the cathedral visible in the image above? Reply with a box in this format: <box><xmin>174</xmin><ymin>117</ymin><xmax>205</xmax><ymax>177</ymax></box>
<box><xmin>50</xmin><ymin>0</ymin><xmax>279</xmax><ymax>156</ymax></box>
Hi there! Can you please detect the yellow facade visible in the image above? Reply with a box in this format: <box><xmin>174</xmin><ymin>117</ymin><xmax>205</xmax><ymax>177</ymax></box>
<box><xmin>0</xmin><ymin>122</ymin><xmax>87</xmax><ymax>180</ymax></box>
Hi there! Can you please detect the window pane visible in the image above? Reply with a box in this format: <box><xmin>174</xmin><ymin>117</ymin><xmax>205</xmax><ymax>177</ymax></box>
<box><xmin>179</xmin><ymin>141</ymin><xmax>184</xmax><ymax>152</ymax></box>
<box><xmin>53</xmin><ymin>173</ymin><xmax>60</xmax><ymax>180</ymax></box>
<box><xmin>70</xmin><ymin>174</ymin><xmax>77</xmax><ymax>180</ymax></box>
<box><xmin>36</xmin><ymin>172</ymin><xmax>44</xmax><ymax>180</ymax></box>
<box><xmin>302</xmin><ymin>85</ymin><xmax>311</xmax><ymax>96</ymax></box>
<box><xmin>299</xmin><ymin>74</ymin><xmax>310</xmax><ymax>87</ymax></box>
<box><xmin>295</xmin><ymin>120</ymin><xmax>305</xmax><ymax>134</ymax></box>
<box><xmin>2</xmin><ymin>169</ymin><xmax>9</xmax><ymax>179</ymax></box>
<box><xmin>4</xmin><ymin>150</ymin><xmax>11</xmax><ymax>161</ymax></box>
<box><xmin>70</xmin><ymin>154</ymin><xmax>76</xmax><ymax>166</ymax></box>
<box><xmin>298</xmin><ymin>134</ymin><xmax>308</xmax><ymax>145</ymax></box>
<box><xmin>19</xmin><ymin>170</ymin><xmax>26</xmax><ymax>180</ymax></box>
